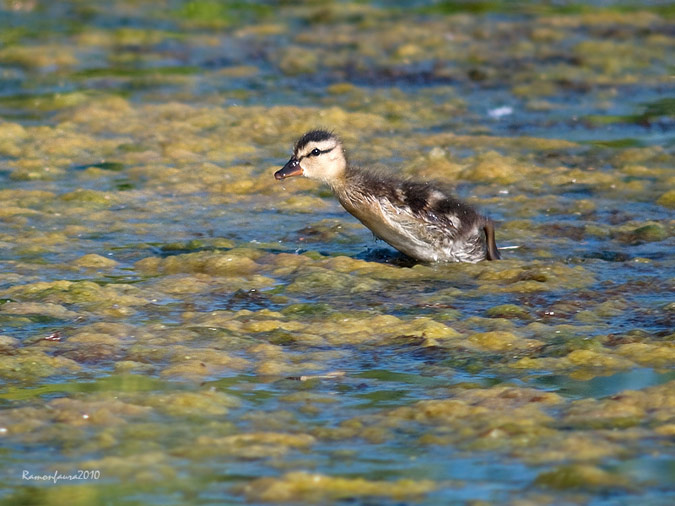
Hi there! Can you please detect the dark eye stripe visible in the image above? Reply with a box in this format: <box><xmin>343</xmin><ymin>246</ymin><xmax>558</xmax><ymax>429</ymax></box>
<box><xmin>297</xmin><ymin>146</ymin><xmax>335</xmax><ymax>161</ymax></box>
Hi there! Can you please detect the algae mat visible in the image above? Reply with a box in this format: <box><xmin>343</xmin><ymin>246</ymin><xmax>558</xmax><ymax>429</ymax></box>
<box><xmin>0</xmin><ymin>1</ymin><xmax>673</xmax><ymax>504</ymax></box>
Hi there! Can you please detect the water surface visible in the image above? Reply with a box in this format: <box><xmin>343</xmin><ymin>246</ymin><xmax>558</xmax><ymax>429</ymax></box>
<box><xmin>0</xmin><ymin>1</ymin><xmax>673</xmax><ymax>504</ymax></box>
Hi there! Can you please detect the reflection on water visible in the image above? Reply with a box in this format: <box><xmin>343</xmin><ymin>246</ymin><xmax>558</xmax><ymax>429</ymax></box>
<box><xmin>534</xmin><ymin>368</ymin><xmax>675</xmax><ymax>398</ymax></box>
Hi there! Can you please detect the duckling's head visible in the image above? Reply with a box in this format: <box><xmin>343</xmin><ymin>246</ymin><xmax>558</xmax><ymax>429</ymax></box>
<box><xmin>275</xmin><ymin>130</ymin><xmax>346</xmax><ymax>185</ymax></box>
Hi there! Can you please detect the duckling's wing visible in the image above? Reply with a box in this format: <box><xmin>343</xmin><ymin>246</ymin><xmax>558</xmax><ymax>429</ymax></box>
<box><xmin>373</xmin><ymin>181</ymin><xmax>490</xmax><ymax>261</ymax></box>
<box><xmin>376</xmin><ymin>195</ymin><xmax>460</xmax><ymax>244</ymax></box>
<box><xmin>385</xmin><ymin>181</ymin><xmax>481</xmax><ymax>237</ymax></box>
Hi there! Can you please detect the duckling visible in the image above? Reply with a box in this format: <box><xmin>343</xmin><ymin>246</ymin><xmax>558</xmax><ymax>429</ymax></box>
<box><xmin>275</xmin><ymin>130</ymin><xmax>500</xmax><ymax>263</ymax></box>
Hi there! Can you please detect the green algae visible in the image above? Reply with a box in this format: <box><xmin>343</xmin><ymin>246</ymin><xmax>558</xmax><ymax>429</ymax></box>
<box><xmin>0</xmin><ymin>374</ymin><xmax>168</xmax><ymax>402</ymax></box>
<box><xmin>176</xmin><ymin>0</ymin><xmax>273</xmax><ymax>27</ymax></box>
<box><xmin>535</xmin><ymin>465</ymin><xmax>632</xmax><ymax>491</ymax></box>
<box><xmin>627</xmin><ymin>223</ymin><xmax>668</xmax><ymax>243</ymax></box>
<box><xmin>486</xmin><ymin>304</ymin><xmax>532</xmax><ymax>320</ymax></box>
<box><xmin>242</xmin><ymin>471</ymin><xmax>436</xmax><ymax>502</ymax></box>
<box><xmin>0</xmin><ymin>351</ymin><xmax>81</xmax><ymax>381</ymax></box>
<box><xmin>0</xmin><ymin>44</ymin><xmax>78</xmax><ymax>68</ymax></box>
<box><xmin>0</xmin><ymin>1</ymin><xmax>673</xmax><ymax>505</ymax></box>
<box><xmin>656</xmin><ymin>189</ymin><xmax>675</xmax><ymax>208</ymax></box>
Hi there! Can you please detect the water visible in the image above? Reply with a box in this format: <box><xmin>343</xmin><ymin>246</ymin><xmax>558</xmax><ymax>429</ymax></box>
<box><xmin>0</xmin><ymin>1</ymin><xmax>673</xmax><ymax>504</ymax></box>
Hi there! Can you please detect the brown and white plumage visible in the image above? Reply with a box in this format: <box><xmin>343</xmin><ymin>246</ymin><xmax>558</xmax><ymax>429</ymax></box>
<box><xmin>275</xmin><ymin>130</ymin><xmax>500</xmax><ymax>263</ymax></box>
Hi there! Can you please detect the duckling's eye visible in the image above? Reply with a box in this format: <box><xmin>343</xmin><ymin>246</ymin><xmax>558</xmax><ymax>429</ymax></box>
<box><xmin>311</xmin><ymin>148</ymin><xmax>321</xmax><ymax>156</ymax></box>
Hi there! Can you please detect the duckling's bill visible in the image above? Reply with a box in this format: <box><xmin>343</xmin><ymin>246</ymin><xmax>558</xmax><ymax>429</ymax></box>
<box><xmin>275</xmin><ymin>157</ymin><xmax>302</xmax><ymax>180</ymax></box>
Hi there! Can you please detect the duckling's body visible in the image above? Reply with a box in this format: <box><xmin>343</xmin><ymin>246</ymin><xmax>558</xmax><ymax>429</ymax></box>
<box><xmin>333</xmin><ymin>168</ymin><xmax>497</xmax><ymax>262</ymax></box>
<box><xmin>275</xmin><ymin>130</ymin><xmax>500</xmax><ymax>263</ymax></box>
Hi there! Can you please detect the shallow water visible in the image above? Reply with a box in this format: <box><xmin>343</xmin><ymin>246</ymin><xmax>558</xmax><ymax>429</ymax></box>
<box><xmin>0</xmin><ymin>1</ymin><xmax>673</xmax><ymax>505</ymax></box>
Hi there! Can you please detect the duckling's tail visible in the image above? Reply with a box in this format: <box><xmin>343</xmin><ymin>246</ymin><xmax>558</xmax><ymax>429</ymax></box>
<box><xmin>483</xmin><ymin>221</ymin><xmax>501</xmax><ymax>261</ymax></box>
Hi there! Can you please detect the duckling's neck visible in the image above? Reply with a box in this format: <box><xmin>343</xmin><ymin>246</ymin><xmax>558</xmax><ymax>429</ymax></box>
<box><xmin>324</xmin><ymin>164</ymin><xmax>355</xmax><ymax>193</ymax></box>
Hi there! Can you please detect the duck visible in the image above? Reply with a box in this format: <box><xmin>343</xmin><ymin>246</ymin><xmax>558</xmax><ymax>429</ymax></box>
<box><xmin>274</xmin><ymin>130</ymin><xmax>500</xmax><ymax>263</ymax></box>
